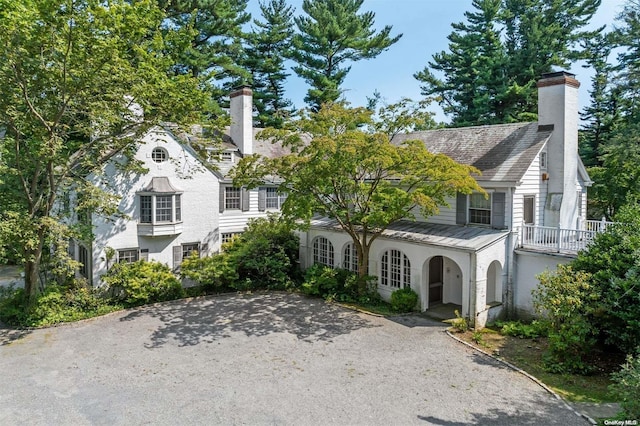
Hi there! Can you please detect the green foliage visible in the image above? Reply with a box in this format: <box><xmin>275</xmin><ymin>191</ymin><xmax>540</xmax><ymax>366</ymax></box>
<box><xmin>0</xmin><ymin>0</ymin><xmax>209</xmax><ymax>301</ymax></box>
<box><xmin>0</xmin><ymin>284</ymin><xmax>118</xmax><ymax>328</ymax></box>
<box><xmin>534</xmin><ymin>265</ymin><xmax>598</xmax><ymax>374</ymax></box>
<box><xmin>244</xmin><ymin>0</ymin><xmax>294</xmax><ymax>127</ymax></box>
<box><xmin>495</xmin><ymin>320</ymin><xmax>549</xmax><ymax>339</ymax></box>
<box><xmin>610</xmin><ymin>351</ymin><xmax>640</xmax><ymax>419</ymax></box>
<box><xmin>290</xmin><ymin>0</ymin><xmax>401</xmax><ymax>110</ymax></box>
<box><xmin>390</xmin><ymin>287</ymin><xmax>419</xmax><ymax>313</ymax></box>
<box><xmin>450</xmin><ymin>309</ymin><xmax>468</xmax><ymax>333</ymax></box>
<box><xmin>102</xmin><ymin>261</ymin><xmax>184</xmax><ymax>308</ymax></box>
<box><xmin>181</xmin><ymin>252</ymin><xmax>239</xmax><ymax>290</ymax></box>
<box><xmin>416</xmin><ymin>0</ymin><xmax>600</xmax><ymax>126</ymax></box>
<box><xmin>182</xmin><ymin>215</ymin><xmax>300</xmax><ymax>291</ymax></box>
<box><xmin>301</xmin><ymin>264</ymin><xmax>378</xmax><ymax>304</ymax></box>
<box><xmin>572</xmin><ymin>204</ymin><xmax>640</xmax><ymax>353</ymax></box>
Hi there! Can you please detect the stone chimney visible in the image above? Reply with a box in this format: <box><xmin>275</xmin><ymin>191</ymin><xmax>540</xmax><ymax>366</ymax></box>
<box><xmin>537</xmin><ymin>71</ymin><xmax>580</xmax><ymax>229</ymax></box>
<box><xmin>229</xmin><ymin>86</ymin><xmax>253</xmax><ymax>155</ymax></box>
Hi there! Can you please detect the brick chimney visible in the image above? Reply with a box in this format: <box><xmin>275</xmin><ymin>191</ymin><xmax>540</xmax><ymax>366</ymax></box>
<box><xmin>537</xmin><ymin>71</ymin><xmax>580</xmax><ymax>229</ymax></box>
<box><xmin>229</xmin><ymin>86</ymin><xmax>253</xmax><ymax>155</ymax></box>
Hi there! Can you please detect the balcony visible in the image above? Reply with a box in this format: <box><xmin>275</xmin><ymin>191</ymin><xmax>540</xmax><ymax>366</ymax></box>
<box><xmin>519</xmin><ymin>219</ymin><xmax>613</xmax><ymax>254</ymax></box>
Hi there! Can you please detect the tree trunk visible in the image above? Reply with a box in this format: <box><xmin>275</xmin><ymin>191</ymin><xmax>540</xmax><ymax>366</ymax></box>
<box><xmin>23</xmin><ymin>229</ymin><xmax>46</xmax><ymax>303</ymax></box>
<box><xmin>356</xmin><ymin>240</ymin><xmax>370</xmax><ymax>294</ymax></box>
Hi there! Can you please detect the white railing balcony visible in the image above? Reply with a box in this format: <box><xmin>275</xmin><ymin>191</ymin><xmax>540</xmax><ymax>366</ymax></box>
<box><xmin>519</xmin><ymin>219</ymin><xmax>614</xmax><ymax>254</ymax></box>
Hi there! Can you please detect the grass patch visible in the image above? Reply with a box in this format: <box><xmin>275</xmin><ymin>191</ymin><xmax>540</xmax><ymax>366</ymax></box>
<box><xmin>455</xmin><ymin>327</ymin><xmax>618</xmax><ymax>403</ymax></box>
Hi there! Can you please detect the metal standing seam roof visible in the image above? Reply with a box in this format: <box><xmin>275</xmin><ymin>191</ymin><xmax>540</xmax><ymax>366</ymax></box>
<box><xmin>392</xmin><ymin>122</ymin><xmax>552</xmax><ymax>183</ymax></box>
<box><xmin>310</xmin><ymin>217</ymin><xmax>508</xmax><ymax>252</ymax></box>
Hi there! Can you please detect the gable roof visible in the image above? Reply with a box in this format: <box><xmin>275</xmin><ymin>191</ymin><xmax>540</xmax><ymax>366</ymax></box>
<box><xmin>392</xmin><ymin>122</ymin><xmax>552</xmax><ymax>184</ymax></box>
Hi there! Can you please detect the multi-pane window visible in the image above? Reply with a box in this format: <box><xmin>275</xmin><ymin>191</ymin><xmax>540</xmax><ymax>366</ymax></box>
<box><xmin>380</xmin><ymin>249</ymin><xmax>410</xmax><ymax>288</ymax></box>
<box><xmin>118</xmin><ymin>249</ymin><xmax>139</xmax><ymax>263</ymax></box>
<box><xmin>139</xmin><ymin>194</ymin><xmax>181</xmax><ymax>224</ymax></box>
<box><xmin>140</xmin><ymin>196</ymin><xmax>152</xmax><ymax>223</ymax></box>
<box><xmin>221</xmin><ymin>152</ymin><xmax>233</xmax><ymax>161</ymax></box>
<box><xmin>221</xmin><ymin>232</ymin><xmax>241</xmax><ymax>244</ymax></box>
<box><xmin>265</xmin><ymin>187</ymin><xmax>287</xmax><ymax>209</ymax></box>
<box><xmin>152</xmin><ymin>147</ymin><xmax>168</xmax><ymax>163</ymax></box>
<box><xmin>313</xmin><ymin>236</ymin><xmax>334</xmax><ymax>267</ymax></box>
<box><xmin>225</xmin><ymin>187</ymin><xmax>241</xmax><ymax>210</ymax></box>
<box><xmin>524</xmin><ymin>195</ymin><xmax>535</xmax><ymax>225</ymax></box>
<box><xmin>156</xmin><ymin>195</ymin><xmax>173</xmax><ymax>222</ymax></box>
<box><xmin>343</xmin><ymin>243</ymin><xmax>358</xmax><ymax>272</ymax></box>
<box><xmin>182</xmin><ymin>243</ymin><xmax>200</xmax><ymax>260</ymax></box>
<box><xmin>540</xmin><ymin>151</ymin><xmax>547</xmax><ymax>169</ymax></box>
<box><xmin>469</xmin><ymin>193</ymin><xmax>491</xmax><ymax>225</ymax></box>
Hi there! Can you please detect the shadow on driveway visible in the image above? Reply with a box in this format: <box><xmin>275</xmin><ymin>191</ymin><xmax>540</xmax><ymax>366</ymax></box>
<box><xmin>120</xmin><ymin>292</ymin><xmax>380</xmax><ymax>348</ymax></box>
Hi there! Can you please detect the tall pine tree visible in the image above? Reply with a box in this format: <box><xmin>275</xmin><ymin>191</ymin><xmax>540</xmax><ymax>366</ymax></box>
<box><xmin>160</xmin><ymin>0</ymin><xmax>251</xmax><ymax>111</ymax></box>
<box><xmin>414</xmin><ymin>0</ymin><xmax>508</xmax><ymax>127</ymax></box>
<box><xmin>290</xmin><ymin>0</ymin><xmax>401</xmax><ymax>111</ymax></box>
<box><xmin>417</xmin><ymin>0</ymin><xmax>601</xmax><ymax>126</ymax></box>
<box><xmin>244</xmin><ymin>0</ymin><xmax>295</xmax><ymax>128</ymax></box>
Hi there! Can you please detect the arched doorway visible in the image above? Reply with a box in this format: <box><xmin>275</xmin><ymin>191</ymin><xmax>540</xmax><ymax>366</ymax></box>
<box><xmin>424</xmin><ymin>256</ymin><xmax>463</xmax><ymax>311</ymax></box>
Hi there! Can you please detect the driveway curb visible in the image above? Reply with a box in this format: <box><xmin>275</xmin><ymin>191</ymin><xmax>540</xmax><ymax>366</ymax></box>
<box><xmin>446</xmin><ymin>330</ymin><xmax>597</xmax><ymax>425</ymax></box>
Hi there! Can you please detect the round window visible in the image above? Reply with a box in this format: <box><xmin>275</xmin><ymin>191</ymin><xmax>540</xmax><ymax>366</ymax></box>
<box><xmin>151</xmin><ymin>147</ymin><xmax>168</xmax><ymax>163</ymax></box>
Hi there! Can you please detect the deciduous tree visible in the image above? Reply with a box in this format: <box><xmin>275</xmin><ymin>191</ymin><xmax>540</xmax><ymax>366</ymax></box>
<box><xmin>0</xmin><ymin>0</ymin><xmax>207</xmax><ymax>301</ymax></box>
<box><xmin>231</xmin><ymin>102</ymin><xmax>482</xmax><ymax>285</ymax></box>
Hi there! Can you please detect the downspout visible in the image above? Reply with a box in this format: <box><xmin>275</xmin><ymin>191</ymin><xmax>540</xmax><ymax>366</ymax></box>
<box><xmin>469</xmin><ymin>251</ymin><xmax>476</xmax><ymax>328</ymax></box>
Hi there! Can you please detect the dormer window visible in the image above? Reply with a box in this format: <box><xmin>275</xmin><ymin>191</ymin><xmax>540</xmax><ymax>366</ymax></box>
<box><xmin>221</xmin><ymin>151</ymin><xmax>233</xmax><ymax>161</ymax></box>
<box><xmin>152</xmin><ymin>147</ymin><xmax>168</xmax><ymax>163</ymax></box>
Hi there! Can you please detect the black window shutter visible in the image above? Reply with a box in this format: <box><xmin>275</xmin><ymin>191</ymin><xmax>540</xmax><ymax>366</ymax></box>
<box><xmin>241</xmin><ymin>188</ymin><xmax>250</xmax><ymax>212</ymax></box>
<box><xmin>492</xmin><ymin>192</ymin><xmax>506</xmax><ymax>229</ymax></box>
<box><xmin>258</xmin><ymin>187</ymin><xmax>266</xmax><ymax>211</ymax></box>
<box><xmin>456</xmin><ymin>193</ymin><xmax>467</xmax><ymax>225</ymax></box>
<box><xmin>219</xmin><ymin>187</ymin><xmax>225</xmax><ymax>213</ymax></box>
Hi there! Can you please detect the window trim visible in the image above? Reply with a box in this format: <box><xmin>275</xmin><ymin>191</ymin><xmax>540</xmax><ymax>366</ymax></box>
<box><xmin>313</xmin><ymin>236</ymin><xmax>334</xmax><ymax>268</ymax></box>
<box><xmin>139</xmin><ymin>193</ymin><xmax>182</xmax><ymax>225</ymax></box>
<box><xmin>151</xmin><ymin>147</ymin><xmax>169</xmax><ymax>163</ymax></box>
<box><xmin>380</xmin><ymin>249</ymin><xmax>411</xmax><ymax>289</ymax></box>
<box><xmin>343</xmin><ymin>243</ymin><xmax>358</xmax><ymax>272</ymax></box>
<box><xmin>224</xmin><ymin>187</ymin><xmax>242</xmax><ymax>210</ymax></box>
<box><xmin>117</xmin><ymin>248</ymin><xmax>140</xmax><ymax>263</ymax></box>
<box><xmin>523</xmin><ymin>195</ymin><xmax>535</xmax><ymax>225</ymax></box>
<box><xmin>469</xmin><ymin>193</ymin><xmax>492</xmax><ymax>225</ymax></box>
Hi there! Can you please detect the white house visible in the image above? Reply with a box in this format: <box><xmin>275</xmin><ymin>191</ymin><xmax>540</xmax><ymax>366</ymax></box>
<box><xmin>73</xmin><ymin>72</ymin><xmax>597</xmax><ymax>326</ymax></box>
<box><xmin>72</xmin><ymin>86</ymin><xmax>289</xmax><ymax>286</ymax></box>
<box><xmin>297</xmin><ymin>71</ymin><xmax>594</xmax><ymax>326</ymax></box>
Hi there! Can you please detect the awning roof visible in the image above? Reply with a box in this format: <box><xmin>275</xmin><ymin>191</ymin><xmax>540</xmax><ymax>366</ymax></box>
<box><xmin>309</xmin><ymin>217</ymin><xmax>508</xmax><ymax>252</ymax></box>
<box><xmin>141</xmin><ymin>177</ymin><xmax>182</xmax><ymax>193</ymax></box>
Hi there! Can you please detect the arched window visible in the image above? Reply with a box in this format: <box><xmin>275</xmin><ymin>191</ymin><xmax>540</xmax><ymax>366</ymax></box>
<box><xmin>343</xmin><ymin>243</ymin><xmax>358</xmax><ymax>272</ymax></box>
<box><xmin>380</xmin><ymin>249</ymin><xmax>410</xmax><ymax>288</ymax></box>
<box><xmin>151</xmin><ymin>147</ymin><xmax>168</xmax><ymax>163</ymax></box>
<box><xmin>313</xmin><ymin>236</ymin><xmax>334</xmax><ymax>267</ymax></box>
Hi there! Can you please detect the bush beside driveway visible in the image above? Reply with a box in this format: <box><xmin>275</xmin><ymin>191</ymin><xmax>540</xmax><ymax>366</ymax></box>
<box><xmin>0</xmin><ymin>292</ymin><xmax>588</xmax><ymax>425</ymax></box>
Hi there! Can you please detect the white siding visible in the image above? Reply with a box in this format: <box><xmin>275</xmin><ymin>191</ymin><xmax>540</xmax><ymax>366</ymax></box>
<box><xmin>219</xmin><ymin>189</ymin><xmax>270</xmax><ymax>233</ymax></box>
<box><xmin>89</xmin><ymin>128</ymin><xmax>219</xmax><ymax>284</ymax></box>
<box><xmin>513</xmin><ymin>151</ymin><xmax>545</xmax><ymax>227</ymax></box>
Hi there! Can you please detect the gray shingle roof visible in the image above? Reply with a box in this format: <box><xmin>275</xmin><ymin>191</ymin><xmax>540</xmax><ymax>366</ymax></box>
<box><xmin>392</xmin><ymin>122</ymin><xmax>552</xmax><ymax>184</ymax></box>
<box><xmin>310</xmin><ymin>217</ymin><xmax>508</xmax><ymax>252</ymax></box>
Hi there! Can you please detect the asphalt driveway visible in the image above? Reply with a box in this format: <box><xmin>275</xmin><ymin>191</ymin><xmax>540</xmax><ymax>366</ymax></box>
<box><xmin>0</xmin><ymin>292</ymin><xmax>588</xmax><ymax>425</ymax></box>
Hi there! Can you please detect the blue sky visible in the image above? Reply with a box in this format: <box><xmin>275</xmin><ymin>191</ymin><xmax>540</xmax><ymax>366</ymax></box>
<box><xmin>246</xmin><ymin>0</ymin><xmax>626</xmax><ymax>122</ymax></box>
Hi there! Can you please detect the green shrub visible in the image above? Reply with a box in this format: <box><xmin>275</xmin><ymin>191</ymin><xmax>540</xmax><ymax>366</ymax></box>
<box><xmin>495</xmin><ymin>320</ymin><xmax>548</xmax><ymax>339</ymax></box>
<box><xmin>301</xmin><ymin>265</ymin><xmax>372</xmax><ymax>303</ymax></box>
<box><xmin>390</xmin><ymin>287</ymin><xmax>418</xmax><ymax>313</ymax></box>
<box><xmin>181</xmin><ymin>251</ymin><xmax>238</xmax><ymax>290</ymax></box>
<box><xmin>534</xmin><ymin>264</ymin><xmax>599</xmax><ymax>374</ymax></box>
<box><xmin>102</xmin><ymin>261</ymin><xmax>184</xmax><ymax>307</ymax></box>
<box><xmin>450</xmin><ymin>309</ymin><xmax>468</xmax><ymax>333</ymax></box>
<box><xmin>182</xmin><ymin>215</ymin><xmax>300</xmax><ymax>292</ymax></box>
<box><xmin>610</xmin><ymin>351</ymin><xmax>640</xmax><ymax>419</ymax></box>
<box><xmin>0</xmin><ymin>284</ymin><xmax>117</xmax><ymax>327</ymax></box>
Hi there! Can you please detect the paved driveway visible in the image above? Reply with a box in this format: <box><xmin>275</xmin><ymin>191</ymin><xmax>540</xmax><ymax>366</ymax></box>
<box><xmin>0</xmin><ymin>293</ymin><xmax>587</xmax><ymax>425</ymax></box>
